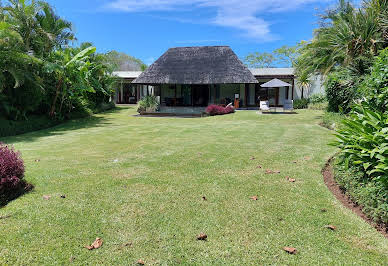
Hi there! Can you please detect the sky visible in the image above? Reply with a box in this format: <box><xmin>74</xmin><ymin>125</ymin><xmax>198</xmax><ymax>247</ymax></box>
<box><xmin>46</xmin><ymin>0</ymin><xmax>336</xmax><ymax>66</ymax></box>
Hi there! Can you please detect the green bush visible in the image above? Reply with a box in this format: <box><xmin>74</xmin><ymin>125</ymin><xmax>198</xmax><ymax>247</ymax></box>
<box><xmin>325</xmin><ymin>70</ymin><xmax>359</xmax><ymax>113</ymax></box>
<box><xmin>309</xmin><ymin>93</ymin><xmax>327</xmax><ymax>104</ymax></box>
<box><xmin>334</xmin><ymin>161</ymin><xmax>388</xmax><ymax>225</ymax></box>
<box><xmin>358</xmin><ymin>48</ymin><xmax>388</xmax><ymax>114</ymax></box>
<box><xmin>308</xmin><ymin>102</ymin><xmax>328</xmax><ymax>110</ymax></box>
<box><xmin>0</xmin><ymin>115</ymin><xmax>60</xmax><ymax>138</ymax></box>
<box><xmin>334</xmin><ymin>102</ymin><xmax>388</xmax><ymax>184</ymax></box>
<box><xmin>137</xmin><ymin>96</ymin><xmax>159</xmax><ymax>114</ymax></box>
<box><xmin>293</xmin><ymin>98</ymin><xmax>310</xmax><ymax>109</ymax></box>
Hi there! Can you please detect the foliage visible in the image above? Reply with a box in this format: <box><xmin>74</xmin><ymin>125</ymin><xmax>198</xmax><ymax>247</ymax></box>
<box><xmin>0</xmin><ymin>142</ymin><xmax>25</xmax><ymax>204</ymax></box>
<box><xmin>309</xmin><ymin>93</ymin><xmax>327</xmax><ymax>104</ymax></box>
<box><xmin>334</xmin><ymin>160</ymin><xmax>388</xmax><ymax>225</ymax></box>
<box><xmin>293</xmin><ymin>98</ymin><xmax>310</xmax><ymax>109</ymax></box>
<box><xmin>296</xmin><ymin>0</ymin><xmax>387</xmax><ymax>77</ymax></box>
<box><xmin>321</xmin><ymin>111</ymin><xmax>346</xmax><ymax>130</ymax></box>
<box><xmin>308</xmin><ymin>102</ymin><xmax>328</xmax><ymax>110</ymax></box>
<box><xmin>244</xmin><ymin>52</ymin><xmax>275</xmax><ymax>68</ymax></box>
<box><xmin>205</xmin><ymin>104</ymin><xmax>235</xmax><ymax>116</ymax></box>
<box><xmin>333</xmin><ymin>102</ymin><xmax>388</xmax><ymax>184</ymax></box>
<box><xmin>0</xmin><ymin>115</ymin><xmax>60</xmax><ymax>137</ymax></box>
<box><xmin>137</xmin><ymin>95</ymin><xmax>159</xmax><ymax>113</ymax></box>
<box><xmin>325</xmin><ymin>70</ymin><xmax>359</xmax><ymax>113</ymax></box>
<box><xmin>104</xmin><ymin>50</ymin><xmax>147</xmax><ymax>71</ymax></box>
<box><xmin>358</xmin><ymin>48</ymin><xmax>388</xmax><ymax>113</ymax></box>
<box><xmin>0</xmin><ymin>0</ymin><xmax>115</xmax><ymax>123</ymax></box>
<box><xmin>245</xmin><ymin>43</ymin><xmax>303</xmax><ymax>68</ymax></box>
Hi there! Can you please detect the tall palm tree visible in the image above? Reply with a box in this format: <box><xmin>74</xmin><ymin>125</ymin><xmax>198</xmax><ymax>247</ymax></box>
<box><xmin>296</xmin><ymin>0</ymin><xmax>385</xmax><ymax>76</ymax></box>
<box><xmin>35</xmin><ymin>3</ymin><xmax>75</xmax><ymax>55</ymax></box>
<box><xmin>3</xmin><ymin>0</ymin><xmax>45</xmax><ymax>52</ymax></box>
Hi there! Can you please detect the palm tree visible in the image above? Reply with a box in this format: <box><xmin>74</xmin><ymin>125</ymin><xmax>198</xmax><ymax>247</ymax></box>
<box><xmin>35</xmin><ymin>3</ymin><xmax>75</xmax><ymax>54</ymax></box>
<box><xmin>296</xmin><ymin>0</ymin><xmax>385</xmax><ymax>76</ymax></box>
<box><xmin>3</xmin><ymin>0</ymin><xmax>46</xmax><ymax>52</ymax></box>
<box><xmin>295</xmin><ymin>71</ymin><xmax>312</xmax><ymax>99</ymax></box>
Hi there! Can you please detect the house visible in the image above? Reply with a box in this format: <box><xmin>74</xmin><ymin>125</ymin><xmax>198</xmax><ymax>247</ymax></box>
<box><xmin>112</xmin><ymin>46</ymin><xmax>324</xmax><ymax>111</ymax></box>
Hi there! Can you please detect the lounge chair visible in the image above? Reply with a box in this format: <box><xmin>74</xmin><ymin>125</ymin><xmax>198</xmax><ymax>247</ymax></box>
<box><xmin>260</xmin><ymin>101</ymin><xmax>270</xmax><ymax>111</ymax></box>
<box><xmin>283</xmin><ymin>100</ymin><xmax>294</xmax><ymax>112</ymax></box>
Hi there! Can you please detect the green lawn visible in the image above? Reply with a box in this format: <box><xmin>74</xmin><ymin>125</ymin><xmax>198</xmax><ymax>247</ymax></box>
<box><xmin>1</xmin><ymin>106</ymin><xmax>387</xmax><ymax>265</ymax></box>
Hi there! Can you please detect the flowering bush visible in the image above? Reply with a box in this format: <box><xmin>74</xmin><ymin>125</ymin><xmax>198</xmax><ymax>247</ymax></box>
<box><xmin>205</xmin><ymin>104</ymin><xmax>235</xmax><ymax>116</ymax></box>
<box><xmin>0</xmin><ymin>143</ymin><xmax>26</xmax><ymax>204</ymax></box>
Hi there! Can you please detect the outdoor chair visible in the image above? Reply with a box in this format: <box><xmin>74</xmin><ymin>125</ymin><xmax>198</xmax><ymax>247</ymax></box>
<box><xmin>283</xmin><ymin>100</ymin><xmax>294</xmax><ymax>112</ymax></box>
<box><xmin>260</xmin><ymin>101</ymin><xmax>270</xmax><ymax>111</ymax></box>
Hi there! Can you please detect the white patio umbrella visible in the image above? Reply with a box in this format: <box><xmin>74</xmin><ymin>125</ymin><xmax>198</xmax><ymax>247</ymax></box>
<box><xmin>260</xmin><ymin>78</ymin><xmax>292</xmax><ymax>88</ymax></box>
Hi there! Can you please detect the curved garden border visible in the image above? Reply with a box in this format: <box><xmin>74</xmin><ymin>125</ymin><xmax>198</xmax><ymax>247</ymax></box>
<box><xmin>322</xmin><ymin>157</ymin><xmax>388</xmax><ymax>239</ymax></box>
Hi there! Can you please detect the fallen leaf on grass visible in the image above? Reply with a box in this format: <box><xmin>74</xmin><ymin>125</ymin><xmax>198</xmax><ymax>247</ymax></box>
<box><xmin>325</xmin><ymin>225</ymin><xmax>337</xmax><ymax>231</ymax></box>
<box><xmin>283</xmin><ymin>247</ymin><xmax>297</xmax><ymax>254</ymax></box>
<box><xmin>250</xmin><ymin>196</ymin><xmax>258</xmax><ymax>201</ymax></box>
<box><xmin>69</xmin><ymin>256</ymin><xmax>75</xmax><ymax>263</ymax></box>
<box><xmin>85</xmin><ymin>238</ymin><xmax>103</xmax><ymax>250</ymax></box>
<box><xmin>321</xmin><ymin>209</ymin><xmax>328</xmax><ymax>213</ymax></box>
<box><xmin>198</xmin><ymin>152</ymin><xmax>203</xmax><ymax>156</ymax></box>
<box><xmin>43</xmin><ymin>195</ymin><xmax>51</xmax><ymax>200</ymax></box>
<box><xmin>292</xmin><ymin>161</ymin><xmax>298</xmax><ymax>164</ymax></box>
<box><xmin>60</xmin><ymin>195</ymin><xmax>66</xmax><ymax>199</ymax></box>
<box><xmin>250</xmin><ymin>156</ymin><xmax>256</xmax><ymax>160</ymax></box>
<box><xmin>137</xmin><ymin>259</ymin><xmax>145</xmax><ymax>265</ymax></box>
<box><xmin>257</xmin><ymin>165</ymin><xmax>262</xmax><ymax>169</ymax></box>
<box><xmin>35</xmin><ymin>159</ymin><xmax>40</xmax><ymax>162</ymax></box>
<box><xmin>202</xmin><ymin>196</ymin><xmax>207</xmax><ymax>201</ymax></box>
<box><xmin>265</xmin><ymin>169</ymin><xmax>280</xmax><ymax>174</ymax></box>
<box><xmin>0</xmin><ymin>215</ymin><xmax>11</xmax><ymax>220</ymax></box>
<box><xmin>304</xmin><ymin>156</ymin><xmax>311</xmax><ymax>161</ymax></box>
<box><xmin>286</xmin><ymin>176</ymin><xmax>296</xmax><ymax>182</ymax></box>
<box><xmin>197</xmin><ymin>233</ymin><xmax>208</xmax><ymax>240</ymax></box>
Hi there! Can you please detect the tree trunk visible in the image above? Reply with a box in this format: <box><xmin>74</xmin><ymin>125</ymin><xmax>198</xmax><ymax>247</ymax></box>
<box><xmin>301</xmin><ymin>87</ymin><xmax>304</xmax><ymax>99</ymax></box>
<box><xmin>50</xmin><ymin>78</ymin><xmax>62</xmax><ymax>117</ymax></box>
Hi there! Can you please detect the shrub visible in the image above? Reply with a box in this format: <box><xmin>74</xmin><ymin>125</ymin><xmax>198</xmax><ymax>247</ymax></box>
<box><xmin>309</xmin><ymin>93</ymin><xmax>327</xmax><ymax>104</ymax></box>
<box><xmin>333</xmin><ymin>102</ymin><xmax>388</xmax><ymax>184</ymax></box>
<box><xmin>137</xmin><ymin>96</ymin><xmax>159</xmax><ymax>114</ymax></box>
<box><xmin>358</xmin><ymin>48</ymin><xmax>388</xmax><ymax>114</ymax></box>
<box><xmin>308</xmin><ymin>102</ymin><xmax>328</xmax><ymax>110</ymax></box>
<box><xmin>293</xmin><ymin>98</ymin><xmax>309</xmax><ymax>109</ymax></box>
<box><xmin>205</xmin><ymin>105</ymin><xmax>235</xmax><ymax>116</ymax></box>
<box><xmin>325</xmin><ymin>70</ymin><xmax>359</xmax><ymax>113</ymax></box>
<box><xmin>334</xmin><ymin>161</ymin><xmax>388</xmax><ymax>225</ymax></box>
<box><xmin>224</xmin><ymin>105</ymin><xmax>236</xmax><ymax>114</ymax></box>
<box><xmin>0</xmin><ymin>143</ymin><xmax>26</xmax><ymax>205</ymax></box>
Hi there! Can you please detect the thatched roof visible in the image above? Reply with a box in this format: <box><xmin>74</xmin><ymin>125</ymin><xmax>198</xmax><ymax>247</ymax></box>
<box><xmin>133</xmin><ymin>46</ymin><xmax>258</xmax><ymax>84</ymax></box>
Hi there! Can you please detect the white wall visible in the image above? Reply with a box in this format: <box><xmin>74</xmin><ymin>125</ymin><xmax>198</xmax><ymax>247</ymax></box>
<box><xmin>293</xmin><ymin>75</ymin><xmax>325</xmax><ymax>99</ymax></box>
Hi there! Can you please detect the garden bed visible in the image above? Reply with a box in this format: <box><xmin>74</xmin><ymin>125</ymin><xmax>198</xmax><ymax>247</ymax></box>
<box><xmin>322</xmin><ymin>157</ymin><xmax>388</xmax><ymax>238</ymax></box>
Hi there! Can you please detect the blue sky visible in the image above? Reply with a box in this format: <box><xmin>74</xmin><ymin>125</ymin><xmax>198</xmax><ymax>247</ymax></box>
<box><xmin>46</xmin><ymin>0</ymin><xmax>335</xmax><ymax>65</ymax></box>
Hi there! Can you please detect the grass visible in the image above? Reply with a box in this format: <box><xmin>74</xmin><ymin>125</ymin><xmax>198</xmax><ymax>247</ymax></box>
<box><xmin>0</xmin><ymin>106</ymin><xmax>387</xmax><ymax>265</ymax></box>
<box><xmin>321</xmin><ymin>111</ymin><xmax>346</xmax><ymax>130</ymax></box>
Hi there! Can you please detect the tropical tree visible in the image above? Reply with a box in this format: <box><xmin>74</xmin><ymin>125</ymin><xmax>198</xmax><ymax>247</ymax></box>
<box><xmin>35</xmin><ymin>2</ymin><xmax>75</xmax><ymax>55</ymax></box>
<box><xmin>244</xmin><ymin>52</ymin><xmax>275</xmax><ymax>68</ymax></box>
<box><xmin>295</xmin><ymin>71</ymin><xmax>312</xmax><ymax>99</ymax></box>
<box><xmin>2</xmin><ymin>0</ymin><xmax>46</xmax><ymax>52</ymax></box>
<box><xmin>296</xmin><ymin>0</ymin><xmax>386</xmax><ymax>76</ymax></box>
<box><xmin>45</xmin><ymin>46</ymin><xmax>97</xmax><ymax>117</ymax></box>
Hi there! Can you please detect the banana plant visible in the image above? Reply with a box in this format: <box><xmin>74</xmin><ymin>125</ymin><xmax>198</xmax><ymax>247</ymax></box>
<box><xmin>44</xmin><ymin>46</ymin><xmax>96</xmax><ymax>117</ymax></box>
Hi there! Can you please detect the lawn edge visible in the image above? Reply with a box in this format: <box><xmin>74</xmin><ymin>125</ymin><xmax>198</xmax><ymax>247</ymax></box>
<box><xmin>322</xmin><ymin>157</ymin><xmax>388</xmax><ymax>239</ymax></box>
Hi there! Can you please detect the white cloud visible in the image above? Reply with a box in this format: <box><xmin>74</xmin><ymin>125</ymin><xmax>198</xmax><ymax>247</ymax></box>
<box><xmin>105</xmin><ymin>0</ymin><xmax>329</xmax><ymax>40</ymax></box>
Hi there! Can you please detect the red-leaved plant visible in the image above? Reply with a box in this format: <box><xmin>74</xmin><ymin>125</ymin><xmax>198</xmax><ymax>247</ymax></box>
<box><xmin>206</xmin><ymin>105</ymin><xmax>235</xmax><ymax>116</ymax></box>
<box><xmin>0</xmin><ymin>143</ymin><xmax>25</xmax><ymax>197</ymax></box>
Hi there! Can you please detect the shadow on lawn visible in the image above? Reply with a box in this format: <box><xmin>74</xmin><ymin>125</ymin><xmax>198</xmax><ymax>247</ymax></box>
<box><xmin>1</xmin><ymin>107</ymin><xmax>126</xmax><ymax>144</ymax></box>
<box><xmin>0</xmin><ymin>181</ymin><xmax>34</xmax><ymax>208</ymax></box>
